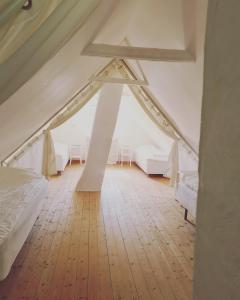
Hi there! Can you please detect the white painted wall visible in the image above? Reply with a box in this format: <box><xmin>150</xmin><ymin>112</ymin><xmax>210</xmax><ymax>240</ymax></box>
<box><xmin>194</xmin><ymin>1</ymin><xmax>240</xmax><ymax>299</ymax></box>
<box><xmin>114</xmin><ymin>87</ymin><xmax>172</xmax><ymax>154</ymax></box>
<box><xmin>7</xmin><ymin>135</ymin><xmax>45</xmax><ymax>174</ymax></box>
<box><xmin>51</xmin><ymin>93</ymin><xmax>99</xmax><ymax>152</ymax></box>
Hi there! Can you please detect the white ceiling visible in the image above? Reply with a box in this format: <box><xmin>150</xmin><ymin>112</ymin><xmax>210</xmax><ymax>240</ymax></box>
<box><xmin>0</xmin><ymin>0</ymin><xmax>208</xmax><ymax>161</ymax></box>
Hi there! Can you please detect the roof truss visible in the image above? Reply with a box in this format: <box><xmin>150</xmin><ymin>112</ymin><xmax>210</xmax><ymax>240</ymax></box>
<box><xmin>89</xmin><ymin>75</ymin><xmax>148</xmax><ymax>86</ymax></box>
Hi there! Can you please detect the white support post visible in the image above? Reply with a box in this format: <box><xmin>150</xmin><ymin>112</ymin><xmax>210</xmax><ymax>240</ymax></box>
<box><xmin>76</xmin><ymin>83</ymin><xmax>123</xmax><ymax>191</ymax></box>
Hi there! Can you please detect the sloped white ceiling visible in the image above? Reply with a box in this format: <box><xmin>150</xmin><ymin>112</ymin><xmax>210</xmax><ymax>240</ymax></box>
<box><xmin>0</xmin><ymin>0</ymin><xmax>208</xmax><ymax>162</ymax></box>
<box><xmin>126</xmin><ymin>0</ymin><xmax>185</xmax><ymax>49</ymax></box>
<box><xmin>124</xmin><ymin>0</ymin><xmax>208</xmax><ymax>150</ymax></box>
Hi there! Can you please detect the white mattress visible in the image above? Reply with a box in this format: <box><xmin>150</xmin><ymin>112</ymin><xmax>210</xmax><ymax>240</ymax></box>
<box><xmin>134</xmin><ymin>145</ymin><xmax>169</xmax><ymax>175</ymax></box>
<box><xmin>54</xmin><ymin>142</ymin><xmax>69</xmax><ymax>172</ymax></box>
<box><xmin>0</xmin><ymin>167</ymin><xmax>48</xmax><ymax>280</ymax></box>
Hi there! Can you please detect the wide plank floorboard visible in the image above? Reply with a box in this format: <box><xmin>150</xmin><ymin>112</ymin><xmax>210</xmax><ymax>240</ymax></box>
<box><xmin>0</xmin><ymin>164</ymin><xmax>195</xmax><ymax>300</ymax></box>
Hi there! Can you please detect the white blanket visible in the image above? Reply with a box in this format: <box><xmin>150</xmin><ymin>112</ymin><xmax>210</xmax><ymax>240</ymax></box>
<box><xmin>134</xmin><ymin>145</ymin><xmax>169</xmax><ymax>175</ymax></box>
<box><xmin>54</xmin><ymin>142</ymin><xmax>69</xmax><ymax>172</ymax></box>
<box><xmin>0</xmin><ymin>167</ymin><xmax>47</xmax><ymax>280</ymax></box>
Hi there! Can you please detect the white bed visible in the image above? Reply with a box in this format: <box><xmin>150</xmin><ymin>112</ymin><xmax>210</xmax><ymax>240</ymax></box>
<box><xmin>54</xmin><ymin>142</ymin><xmax>69</xmax><ymax>173</ymax></box>
<box><xmin>175</xmin><ymin>171</ymin><xmax>198</xmax><ymax>220</ymax></box>
<box><xmin>134</xmin><ymin>145</ymin><xmax>169</xmax><ymax>175</ymax></box>
<box><xmin>0</xmin><ymin>167</ymin><xmax>48</xmax><ymax>280</ymax></box>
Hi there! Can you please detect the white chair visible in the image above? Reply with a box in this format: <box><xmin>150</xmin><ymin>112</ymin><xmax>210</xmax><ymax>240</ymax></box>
<box><xmin>69</xmin><ymin>144</ymin><xmax>83</xmax><ymax>165</ymax></box>
<box><xmin>120</xmin><ymin>145</ymin><xmax>132</xmax><ymax>166</ymax></box>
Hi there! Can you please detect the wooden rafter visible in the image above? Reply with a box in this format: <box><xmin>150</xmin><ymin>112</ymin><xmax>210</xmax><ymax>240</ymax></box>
<box><xmin>82</xmin><ymin>43</ymin><xmax>195</xmax><ymax>62</ymax></box>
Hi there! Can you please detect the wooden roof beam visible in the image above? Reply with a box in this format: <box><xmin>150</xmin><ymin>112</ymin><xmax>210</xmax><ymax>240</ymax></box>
<box><xmin>82</xmin><ymin>43</ymin><xmax>195</xmax><ymax>62</ymax></box>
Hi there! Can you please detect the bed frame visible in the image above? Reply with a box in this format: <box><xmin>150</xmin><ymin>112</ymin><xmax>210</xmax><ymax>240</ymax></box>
<box><xmin>134</xmin><ymin>145</ymin><xmax>169</xmax><ymax>175</ymax></box>
<box><xmin>175</xmin><ymin>171</ymin><xmax>198</xmax><ymax>224</ymax></box>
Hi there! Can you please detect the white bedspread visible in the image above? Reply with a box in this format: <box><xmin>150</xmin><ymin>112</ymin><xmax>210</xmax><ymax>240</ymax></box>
<box><xmin>134</xmin><ymin>145</ymin><xmax>169</xmax><ymax>175</ymax></box>
<box><xmin>0</xmin><ymin>167</ymin><xmax>47</xmax><ymax>280</ymax></box>
<box><xmin>54</xmin><ymin>142</ymin><xmax>69</xmax><ymax>172</ymax></box>
<box><xmin>135</xmin><ymin>145</ymin><xmax>169</xmax><ymax>161</ymax></box>
<box><xmin>0</xmin><ymin>168</ymin><xmax>46</xmax><ymax>246</ymax></box>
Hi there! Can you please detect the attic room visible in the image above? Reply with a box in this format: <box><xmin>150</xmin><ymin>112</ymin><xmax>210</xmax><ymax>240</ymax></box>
<box><xmin>50</xmin><ymin>85</ymin><xmax>174</xmax><ymax>170</ymax></box>
<box><xmin>0</xmin><ymin>1</ymin><xmax>239</xmax><ymax>300</ymax></box>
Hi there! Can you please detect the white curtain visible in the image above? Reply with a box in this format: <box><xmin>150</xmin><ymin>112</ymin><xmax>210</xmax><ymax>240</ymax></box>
<box><xmin>0</xmin><ymin>0</ymin><xmax>26</xmax><ymax>27</ymax></box>
<box><xmin>0</xmin><ymin>0</ymin><xmax>63</xmax><ymax>63</ymax></box>
<box><xmin>0</xmin><ymin>0</ymin><xmax>100</xmax><ymax>105</ymax></box>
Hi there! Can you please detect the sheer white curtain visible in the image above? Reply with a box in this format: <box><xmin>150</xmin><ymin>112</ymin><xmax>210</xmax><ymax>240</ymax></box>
<box><xmin>0</xmin><ymin>0</ymin><xmax>26</xmax><ymax>27</ymax></box>
<box><xmin>0</xmin><ymin>0</ymin><xmax>99</xmax><ymax>104</ymax></box>
<box><xmin>0</xmin><ymin>0</ymin><xmax>63</xmax><ymax>63</ymax></box>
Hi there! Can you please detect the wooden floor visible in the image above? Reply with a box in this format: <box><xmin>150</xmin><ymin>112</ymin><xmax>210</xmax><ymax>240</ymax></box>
<box><xmin>0</xmin><ymin>164</ymin><xmax>195</xmax><ymax>300</ymax></box>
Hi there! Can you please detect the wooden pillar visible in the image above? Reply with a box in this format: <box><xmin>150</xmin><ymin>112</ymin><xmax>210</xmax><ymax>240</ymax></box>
<box><xmin>76</xmin><ymin>83</ymin><xmax>123</xmax><ymax>191</ymax></box>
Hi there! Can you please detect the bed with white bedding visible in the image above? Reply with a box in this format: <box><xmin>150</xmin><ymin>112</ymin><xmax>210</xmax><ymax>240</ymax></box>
<box><xmin>54</xmin><ymin>142</ymin><xmax>69</xmax><ymax>173</ymax></box>
<box><xmin>175</xmin><ymin>171</ymin><xmax>198</xmax><ymax>220</ymax></box>
<box><xmin>134</xmin><ymin>145</ymin><xmax>169</xmax><ymax>175</ymax></box>
<box><xmin>0</xmin><ymin>167</ymin><xmax>48</xmax><ymax>280</ymax></box>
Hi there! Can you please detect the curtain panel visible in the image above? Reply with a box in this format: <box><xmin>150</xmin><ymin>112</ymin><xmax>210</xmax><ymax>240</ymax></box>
<box><xmin>0</xmin><ymin>0</ymin><xmax>26</xmax><ymax>27</ymax></box>
<box><xmin>0</xmin><ymin>0</ymin><xmax>63</xmax><ymax>63</ymax></box>
<box><xmin>0</xmin><ymin>0</ymin><xmax>100</xmax><ymax>105</ymax></box>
